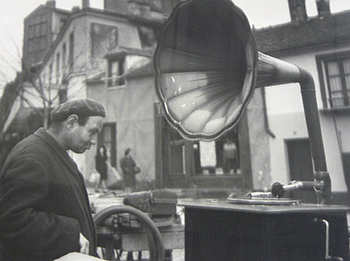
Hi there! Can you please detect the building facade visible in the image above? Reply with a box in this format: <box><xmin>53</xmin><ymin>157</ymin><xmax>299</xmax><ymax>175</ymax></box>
<box><xmin>2</xmin><ymin>0</ymin><xmax>348</xmax><ymax>202</ymax></box>
<box><xmin>254</xmin><ymin>0</ymin><xmax>350</xmax><ymax>203</ymax></box>
<box><xmin>0</xmin><ymin>0</ymin><xmax>270</xmax><ymax>196</ymax></box>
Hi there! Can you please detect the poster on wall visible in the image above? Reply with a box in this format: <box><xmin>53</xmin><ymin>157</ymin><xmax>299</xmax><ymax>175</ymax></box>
<box><xmin>199</xmin><ymin>141</ymin><xmax>217</xmax><ymax>169</ymax></box>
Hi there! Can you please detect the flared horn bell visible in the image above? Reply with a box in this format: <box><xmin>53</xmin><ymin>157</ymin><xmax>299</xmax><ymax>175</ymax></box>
<box><xmin>154</xmin><ymin>0</ymin><xmax>331</xmax><ymax>203</ymax></box>
<box><xmin>154</xmin><ymin>0</ymin><xmax>300</xmax><ymax>141</ymax></box>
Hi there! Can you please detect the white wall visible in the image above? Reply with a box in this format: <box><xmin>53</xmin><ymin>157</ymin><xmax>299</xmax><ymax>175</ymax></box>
<box><xmin>265</xmin><ymin>47</ymin><xmax>349</xmax><ymax>192</ymax></box>
<box><xmin>37</xmin><ymin>11</ymin><xmax>145</xmax><ymax>178</ymax></box>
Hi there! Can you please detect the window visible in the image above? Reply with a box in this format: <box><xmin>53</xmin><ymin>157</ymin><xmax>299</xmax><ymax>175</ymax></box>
<box><xmin>91</xmin><ymin>23</ymin><xmax>118</xmax><ymax>58</ymax></box>
<box><xmin>317</xmin><ymin>51</ymin><xmax>350</xmax><ymax>109</ymax></box>
<box><xmin>59</xmin><ymin>18</ymin><xmax>67</xmax><ymax>31</ymax></box>
<box><xmin>62</xmin><ymin>44</ymin><xmax>67</xmax><ymax>68</ymax></box>
<box><xmin>69</xmin><ymin>33</ymin><xmax>74</xmax><ymax>72</ymax></box>
<box><xmin>49</xmin><ymin>63</ymin><xmax>53</xmax><ymax>84</ymax></box>
<box><xmin>26</xmin><ymin>12</ymin><xmax>48</xmax><ymax>67</ymax></box>
<box><xmin>167</xmin><ymin>122</ymin><xmax>240</xmax><ymax>176</ymax></box>
<box><xmin>107</xmin><ymin>57</ymin><xmax>125</xmax><ymax>87</ymax></box>
<box><xmin>192</xmin><ymin>132</ymin><xmax>240</xmax><ymax>175</ymax></box>
<box><xmin>56</xmin><ymin>52</ymin><xmax>60</xmax><ymax>84</ymax></box>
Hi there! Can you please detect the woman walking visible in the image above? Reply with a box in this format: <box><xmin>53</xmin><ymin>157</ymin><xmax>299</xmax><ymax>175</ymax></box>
<box><xmin>95</xmin><ymin>145</ymin><xmax>108</xmax><ymax>193</ymax></box>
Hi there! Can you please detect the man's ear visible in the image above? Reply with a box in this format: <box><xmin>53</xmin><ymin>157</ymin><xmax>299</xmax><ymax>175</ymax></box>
<box><xmin>66</xmin><ymin>114</ymin><xmax>79</xmax><ymax>129</ymax></box>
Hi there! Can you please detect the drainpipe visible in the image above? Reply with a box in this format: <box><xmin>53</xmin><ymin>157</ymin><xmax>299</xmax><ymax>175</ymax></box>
<box><xmin>261</xmin><ymin>87</ymin><xmax>276</xmax><ymax>139</ymax></box>
<box><xmin>299</xmin><ymin>68</ymin><xmax>331</xmax><ymax>203</ymax></box>
<box><xmin>256</xmin><ymin>53</ymin><xmax>331</xmax><ymax>204</ymax></box>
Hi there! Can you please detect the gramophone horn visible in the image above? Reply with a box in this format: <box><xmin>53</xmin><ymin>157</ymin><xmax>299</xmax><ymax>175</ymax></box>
<box><xmin>154</xmin><ymin>0</ymin><xmax>301</xmax><ymax>141</ymax></box>
<box><xmin>154</xmin><ymin>0</ymin><xmax>328</xmax><ymax>177</ymax></box>
<box><xmin>154</xmin><ymin>0</ymin><xmax>331</xmax><ymax>203</ymax></box>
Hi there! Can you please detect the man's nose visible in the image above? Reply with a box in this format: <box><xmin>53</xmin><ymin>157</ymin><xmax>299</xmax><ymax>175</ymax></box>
<box><xmin>91</xmin><ymin>136</ymin><xmax>97</xmax><ymax>145</ymax></box>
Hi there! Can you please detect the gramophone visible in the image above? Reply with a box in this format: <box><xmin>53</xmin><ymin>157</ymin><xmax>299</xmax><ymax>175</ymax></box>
<box><xmin>153</xmin><ymin>0</ymin><xmax>331</xmax><ymax>204</ymax></box>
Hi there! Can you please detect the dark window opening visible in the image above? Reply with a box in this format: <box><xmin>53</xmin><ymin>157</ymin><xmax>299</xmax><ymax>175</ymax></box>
<box><xmin>91</xmin><ymin>23</ymin><xmax>118</xmax><ymax>58</ymax></box>
<box><xmin>192</xmin><ymin>130</ymin><xmax>240</xmax><ymax>176</ymax></box>
<box><xmin>69</xmin><ymin>33</ymin><xmax>74</xmax><ymax>72</ymax></box>
<box><xmin>56</xmin><ymin>52</ymin><xmax>60</xmax><ymax>84</ymax></box>
<box><xmin>108</xmin><ymin>57</ymin><xmax>125</xmax><ymax>87</ymax></box>
<box><xmin>317</xmin><ymin>51</ymin><xmax>350</xmax><ymax>109</ymax></box>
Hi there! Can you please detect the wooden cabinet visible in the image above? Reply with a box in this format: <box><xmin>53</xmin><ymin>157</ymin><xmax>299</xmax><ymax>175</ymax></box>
<box><xmin>180</xmin><ymin>200</ymin><xmax>350</xmax><ymax>261</ymax></box>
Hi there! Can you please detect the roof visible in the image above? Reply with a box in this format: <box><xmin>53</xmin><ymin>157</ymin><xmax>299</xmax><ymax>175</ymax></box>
<box><xmin>109</xmin><ymin>47</ymin><xmax>155</xmax><ymax>77</ymax></box>
<box><xmin>86</xmin><ymin>58</ymin><xmax>154</xmax><ymax>83</ymax></box>
<box><xmin>106</xmin><ymin>46</ymin><xmax>154</xmax><ymax>58</ymax></box>
<box><xmin>253</xmin><ymin>10</ymin><xmax>350</xmax><ymax>55</ymax></box>
<box><xmin>127</xmin><ymin>60</ymin><xmax>154</xmax><ymax>77</ymax></box>
<box><xmin>37</xmin><ymin>7</ymin><xmax>157</xmax><ymax>76</ymax></box>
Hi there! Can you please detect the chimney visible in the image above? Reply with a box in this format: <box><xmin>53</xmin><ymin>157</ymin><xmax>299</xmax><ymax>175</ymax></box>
<box><xmin>82</xmin><ymin>0</ymin><xmax>90</xmax><ymax>9</ymax></box>
<box><xmin>316</xmin><ymin>0</ymin><xmax>331</xmax><ymax>18</ymax></box>
<box><xmin>46</xmin><ymin>0</ymin><xmax>56</xmax><ymax>8</ymax></box>
<box><xmin>288</xmin><ymin>0</ymin><xmax>308</xmax><ymax>24</ymax></box>
<box><xmin>72</xmin><ymin>6</ymin><xmax>80</xmax><ymax>12</ymax></box>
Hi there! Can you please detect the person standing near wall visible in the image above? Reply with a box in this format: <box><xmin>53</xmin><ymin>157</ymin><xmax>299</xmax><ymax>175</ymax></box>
<box><xmin>0</xmin><ymin>98</ymin><xmax>106</xmax><ymax>260</ymax></box>
<box><xmin>119</xmin><ymin>147</ymin><xmax>142</xmax><ymax>260</ymax></box>
<box><xmin>120</xmin><ymin>148</ymin><xmax>140</xmax><ymax>193</ymax></box>
<box><xmin>95</xmin><ymin>145</ymin><xmax>108</xmax><ymax>193</ymax></box>
<box><xmin>223</xmin><ymin>138</ymin><xmax>238</xmax><ymax>174</ymax></box>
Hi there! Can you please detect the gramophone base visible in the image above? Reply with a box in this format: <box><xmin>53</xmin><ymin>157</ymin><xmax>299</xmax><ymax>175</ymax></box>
<box><xmin>180</xmin><ymin>200</ymin><xmax>349</xmax><ymax>261</ymax></box>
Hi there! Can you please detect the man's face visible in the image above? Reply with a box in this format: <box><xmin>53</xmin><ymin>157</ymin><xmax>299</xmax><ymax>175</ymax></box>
<box><xmin>69</xmin><ymin>116</ymin><xmax>104</xmax><ymax>154</ymax></box>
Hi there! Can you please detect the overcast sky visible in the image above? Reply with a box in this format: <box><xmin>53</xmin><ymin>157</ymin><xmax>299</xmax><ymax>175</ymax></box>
<box><xmin>0</xmin><ymin>0</ymin><xmax>349</xmax><ymax>93</ymax></box>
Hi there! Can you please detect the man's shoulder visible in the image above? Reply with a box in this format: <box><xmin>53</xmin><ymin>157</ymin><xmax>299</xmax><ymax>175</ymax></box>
<box><xmin>12</xmin><ymin>133</ymin><xmax>37</xmax><ymax>148</ymax></box>
<box><xmin>1</xmin><ymin>134</ymin><xmax>47</xmax><ymax>175</ymax></box>
<box><xmin>7</xmin><ymin>133</ymin><xmax>48</xmax><ymax>160</ymax></box>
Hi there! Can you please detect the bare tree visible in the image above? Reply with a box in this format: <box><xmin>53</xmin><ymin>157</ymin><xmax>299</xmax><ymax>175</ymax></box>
<box><xmin>1</xmin><ymin>38</ymin><xmax>93</xmax><ymax>129</ymax></box>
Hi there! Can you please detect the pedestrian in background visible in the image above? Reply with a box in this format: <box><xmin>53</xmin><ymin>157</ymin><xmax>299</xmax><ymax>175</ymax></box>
<box><xmin>223</xmin><ymin>138</ymin><xmax>238</xmax><ymax>174</ymax></box>
<box><xmin>120</xmin><ymin>148</ymin><xmax>140</xmax><ymax>194</ymax></box>
<box><xmin>119</xmin><ymin>147</ymin><xmax>142</xmax><ymax>260</ymax></box>
<box><xmin>0</xmin><ymin>98</ymin><xmax>106</xmax><ymax>260</ymax></box>
<box><xmin>95</xmin><ymin>145</ymin><xmax>108</xmax><ymax>193</ymax></box>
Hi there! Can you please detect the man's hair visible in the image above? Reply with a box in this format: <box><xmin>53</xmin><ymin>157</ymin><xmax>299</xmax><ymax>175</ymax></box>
<box><xmin>77</xmin><ymin>116</ymin><xmax>89</xmax><ymax>126</ymax></box>
<box><xmin>50</xmin><ymin>115</ymin><xmax>89</xmax><ymax>129</ymax></box>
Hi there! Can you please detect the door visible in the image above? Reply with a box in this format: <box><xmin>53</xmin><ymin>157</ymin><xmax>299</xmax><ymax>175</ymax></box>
<box><xmin>286</xmin><ymin>139</ymin><xmax>317</xmax><ymax>203</ymax></box>
<box><xmin>97</xmin><ymin>122</ymin><xmax>116</xmax><ymax>167</ymax></box>
<box><xmin>342</xmin><ymin>153</ymin><xmax>350</xmax><ymax>197</ymax></box>
<box><xmin>163</xmin><ymin>124</ymin><xmax>188</xmax><ymax>188</ymax></box>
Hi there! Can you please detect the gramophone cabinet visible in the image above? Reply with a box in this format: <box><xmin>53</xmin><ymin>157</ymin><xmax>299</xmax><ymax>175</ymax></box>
<box><xmin>180</xmin><ymin>200</ymin><xmax>350</xmax><ymax>261</ymax></box>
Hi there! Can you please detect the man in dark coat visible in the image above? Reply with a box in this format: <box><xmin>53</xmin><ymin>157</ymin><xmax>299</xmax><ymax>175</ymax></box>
<box><xmin>120</xmin><ymin>148</ymin><xmax>138</xmax><ymax>193</ymax></box>
<box><xmin>0</xmin><ymin>98</ymin><xmax>106</xmax><ymax>260</ymax></box>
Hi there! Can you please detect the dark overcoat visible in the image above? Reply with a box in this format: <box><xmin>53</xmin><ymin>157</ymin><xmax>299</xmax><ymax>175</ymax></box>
<box><xmin>0</xmin><ymin>128</ymin><xmax>97</xmax><ymax>260</ymax></box>
<box><xmin>95</xmin><ymin>153</ymin><xmax>108</xmax><ymax>180</ymax></box>
<box><xmin>120</xmin><ymin>156</ymin><xmax>137</xmax><ymax>187</ymax></box>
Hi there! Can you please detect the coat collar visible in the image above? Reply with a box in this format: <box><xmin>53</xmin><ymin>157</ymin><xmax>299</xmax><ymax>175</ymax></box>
<box><xmin>34</xmin><ymin>128</ymin><xmax>80</xmax><ymax>174</ymax></box>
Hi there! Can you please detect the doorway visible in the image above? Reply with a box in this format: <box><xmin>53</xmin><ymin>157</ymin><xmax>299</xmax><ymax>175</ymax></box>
<box><xmin>163</xmin><ymin>124</ymin><xmax>189</xmax><ymax>188</ymax></box>
<box><xmin>286</xmin><ymin>138</ymin><xmax>317</xmax><ymax>203</ymax></box>
<box><xmin>97</xmin><ymin>122</ymin><xmax>116</xmax><ymax>168</ymax></box>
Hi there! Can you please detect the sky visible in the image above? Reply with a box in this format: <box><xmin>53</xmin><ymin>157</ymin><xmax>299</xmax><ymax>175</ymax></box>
<box><xmin>0</xmin><ymin>0</ymin><xmax>349</xmax><ymax>94</ymax></box>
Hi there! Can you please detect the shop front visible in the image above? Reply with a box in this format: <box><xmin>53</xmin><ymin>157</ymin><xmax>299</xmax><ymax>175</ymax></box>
<box><xmin>154</xmin><ymin>103</ymin><xmax>252</xmax><ymax>196</ymax></box>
